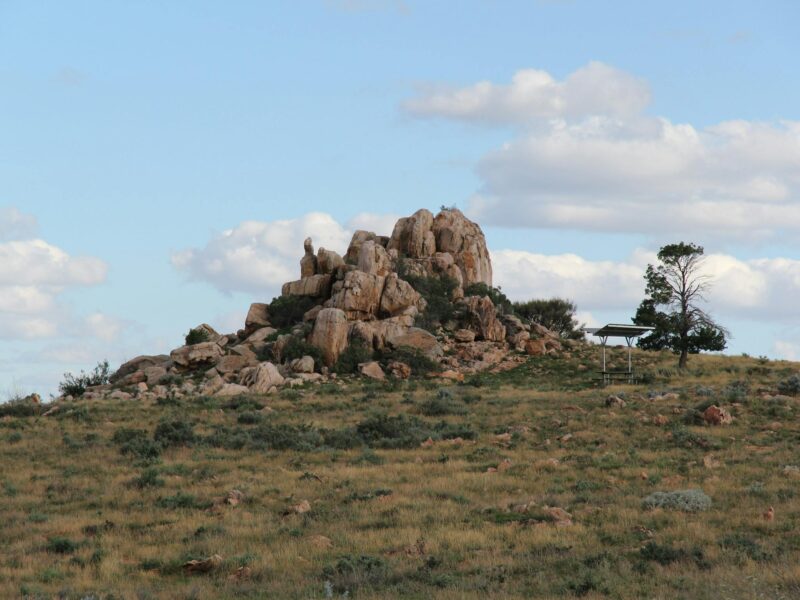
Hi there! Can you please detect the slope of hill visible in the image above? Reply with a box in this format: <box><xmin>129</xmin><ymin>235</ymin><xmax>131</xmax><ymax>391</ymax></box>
<box><xmin>3</xmin><ymin>349</ymin><xmax>800</xmax><ymax>599</ymax></box>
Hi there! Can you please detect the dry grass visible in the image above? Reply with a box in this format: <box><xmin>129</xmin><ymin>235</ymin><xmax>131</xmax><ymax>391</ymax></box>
<box><xmin>2</xmin><ymin>348</ymin><xmax>800</xmax><ymax>599</ymax></box>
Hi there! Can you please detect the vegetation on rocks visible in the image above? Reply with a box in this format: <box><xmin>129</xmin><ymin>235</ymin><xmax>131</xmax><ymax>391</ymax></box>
<box><xmin>58</xmin><ymin>360</ymin><xmax>110</xmax><ymax>397</ymax></box>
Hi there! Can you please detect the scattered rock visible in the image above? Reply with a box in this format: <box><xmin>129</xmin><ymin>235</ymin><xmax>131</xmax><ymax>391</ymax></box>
<box><xmin>438</xmin><ymin>369</ymin><xmax>464</xmax><ymax>382</ymax></box>
<box><xmin>290</xmin><ymin>355</ymin><xmax>315</xmax><ymax>374</ymax></box>
<box><xmin>359</xmin><ymin>361</ymin><xmax>385</xmax><ymax>380</ymax></box>
<box><xmin>605</xmin><ymin>395</ymin><xmax>626</xmax><ymax>408</ymax></box>
<box><xmin>171</xmin><ymin>342</ymin><xmax>224</xmax><ymax>369</ymax></box>
<box><xmin>239</xmin><ymin>362</ymin><xmax>284</xmax><ymax>393</ymax></box>
<box><xmin>387</xmin><ymin>361</ymin><xmax>411</xmax><ymax>379</ymax></box>
<box><xmin>308</xmin><ymin>535</ymin><xmax>333</xmax><ymax>549</ymax></box>
<box><xmin>387</xmin><ymin>327</ymin><xmax>443</xmax><ymax>359</ymax></box>
<box><xmin>703</xmin><ymin>405</ymin><xmax>733</xmax><ymax>426</ymax></box>
<box><xmin>289</xmin><ymin>500</ymin><xmax>311</xmax><ymax>515</ymax></box>
<box><xmin>764</xmin><ymin>506</ymin><xmax>775</xmax><ymax>521</ymax></box>
<box><xmin>226</xmin><ymin>489</ymin><xmax>245</xmax><ymax>506</ymax></box>
<box><xmin>183</xmin><ymin>554</ymin><xmax>223</xmax><ymax>574</ymax></box>
<box><xmin>454</xmin><ymin>329</ymin><xmax>476</xmax><ymax>343</ymax></box>
<box><xmin>653</xmin><ymin>414</ymin><xmax>669</xmax><ymax>426</ymax></box>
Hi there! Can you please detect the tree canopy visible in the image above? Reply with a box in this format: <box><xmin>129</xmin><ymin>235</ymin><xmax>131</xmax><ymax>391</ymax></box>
<box><xmin>633</xmin><ymin>242</ymin><xmax>727</xmax><ymax>368</ymax></box>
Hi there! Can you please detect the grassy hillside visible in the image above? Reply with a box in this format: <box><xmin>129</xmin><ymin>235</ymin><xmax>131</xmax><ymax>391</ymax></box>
<box><xmin>2</xmin><ymin>347</ymin><xmax>800</xmax><ymax>599</ymax></box>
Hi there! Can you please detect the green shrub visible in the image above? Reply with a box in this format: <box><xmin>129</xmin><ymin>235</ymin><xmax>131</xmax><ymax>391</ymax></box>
<box><xmin>268</xmin><ymin>295</ymin><xmax>317</xmax><ymax>328</ymax></box>
<box><xmin>777</xmin><ymin>373</ymin><xmax>800</xmax><ymax>396</ymax></box>
<box><xmin>397</xmin><ymin>268</ymin><xmax>458</xmax><ymax>332</ymax></box>
<box><xmin>156</xmin><ymin>492</ymin><xmax>211</xmax><ymax>510</ymax></box>
<box><xmin>131</xmin><ymin>467</ymin><xmax>165</xmax><ymax>489</ymax></box>
<box><xmin>378</xmin><ymin>346</ymin><xmax>438</xmax><ymax>376</ymax></box>
<box><xmin>281</xmin><ymin>336</ymin><xmax>324</xmax><ymax>369</ymax></box>
<box><xmin>184</xmin><ymin>327</ymin><xmax>210</xmax><ymax>346</ymax></box>
<box><xmin>418</xmin><ymin>389</ymin><xmax>466</xmax><ymax>416</ymax></box>
<box><xmin>513</xmin><ymin>297</ymin><xmax>585</xmax><ymax>340</ymax></box>
<box><xmin>642</xmin><ymin>489</ymin><xmax>712</xmax><ymax>512</ymax></box>
<box><xmin>46</xmin><ymin>537</ymin><xmax>79</xmax><ymax>554</ymax></box>
<box><xmin>333</xmin><ymin>340</ymin><xmax>373</xmax><ymax>374</ymax></box>
<box><xmin>58</xmin><ymin>360</ymin><xmax>110</xmax><ymax>397</ymax></box>
<box><xmin>153</xmin><ymin>419</ymin><xmax>196</xmax><ymax>447</ymax></box>
<box><xmin>718</xmin><ymin>533</ymin><xmax>772</xmax><ymax>562</ymax></box>
<box><xmin>0</xmin><ymin>396</ymin><xmax>41</xmax><ymax>418</ymax></box>
<box><xmin>112</xmin><ymin>428</ymin><xmax>162</xmax><ymax>461</ymax></box>
<box><xmin>464</xmin><ymin>282</ymin><xmax>513</xmax><ymax>314</ymax></box>
<box><xmin>322</xmin><ymin>554</ymin><xmax>389</xmax><ymax>594</ymax></box>
<box><xmin>249</xmin><ymin>423</ymin><xmax>324</xmax><ymax>451</ymax></box>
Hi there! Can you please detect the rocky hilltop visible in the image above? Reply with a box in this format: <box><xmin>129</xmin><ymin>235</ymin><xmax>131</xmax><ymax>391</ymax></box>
<box><xmin>91</xmin><ymin>208</ymin><xmax>564</xmax><ymax>402</ymax></box>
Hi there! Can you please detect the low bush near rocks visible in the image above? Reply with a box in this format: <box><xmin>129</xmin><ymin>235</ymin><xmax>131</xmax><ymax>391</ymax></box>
<box><xmin>642</xmin><ymin>489</ymin><xmax>712</xmax><ymax>512</ymax></box>
<box><xmin>333</xmin><ymin>340</ymin><xmax>373</xmax><ymax>375</ymax></box>
<box><xmin>378</xmin><ymin>346</ymin><xmax>438</xmax><ymax>376</ymax></box>
<box><xmin>184</xmin><ymin>327</ymin><xmax>210</xmax><ymax>346</ymax></box>
<box><xmin>268</xmin><ymin>295</ymin><xmax>316</xmax><ymax>328</ymax></box>
<box><xmin>777</xmin><ymin>373</ymin><xmax>800</xmax><ymax>396</ymax></box>
<box><xmin>418</xmin><ymin>389</ymin><xmax>466</xmax><ymax>416</ymax></box>
<box><xmin>58</xmin><ymin>360</ymin><xmax>110</xmax><ymax>397</ymax></box>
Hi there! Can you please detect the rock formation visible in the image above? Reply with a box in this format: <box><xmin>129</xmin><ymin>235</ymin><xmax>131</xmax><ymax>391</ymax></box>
<box><xmin>93</xmin><ymin>207</ymin><xmax>566</xmax><ymax>402</ymax></box>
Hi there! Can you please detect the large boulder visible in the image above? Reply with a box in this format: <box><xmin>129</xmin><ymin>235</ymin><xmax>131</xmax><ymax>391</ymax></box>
<box><xmin>463</xmin><ymin>296</ymin><xmax>506</xmax><ymax>342</ymax></box>
<box><xmin>345</xmin><ymin>230</ymin><xmax>378</xmax><ymax>264</ymax></box>
<box><xmin>317</xmin><ymin>248</ymin><xmax>345</xmax><ymax>275</ymax></box>
<box><xmin>170</xmin><ymin>342</ymin><xmax>224</xmax><ymax>368</ymax></box>
<box><xmin>387</xmin><ymin>209</ymin><xmax>436</xmax><ymax>258</ymax></box>
<box><xmin>330</xmin><ymin>271</ymin><xmax>385</xmax><ymax>320</ymax></box>
<box><xmin>239</xmin><ymin>362</ymin><xmax>285</xmax><ymax>394</ymax></box>
<box><xmin>216</xmin><ymin>354</ymin><xmax>257</xmax><ymax>376</ymax></box>
<box><xmin>309</xmin><ymin>308</ymin><xmax>349</xmax><ymax>366</ymax></box>
<box><xmin>387</xmin><ymin>327</ymin><xmax>443</xmax><ymax>359</ymax></box>
<box><xmin>244</xmin><ymin>303</ymin><xmax>270</xmax><ymax>335</ymax></box>
<box><xmin>281</xmin><ymin>274</ymin><xmax>332</xmax><ymax>298</ymax></box>
<box><xmin>432</xmin><ymin>208</ymin><xmax>492</xmax><ymax>287</ymax></box>
<box><xmin>110</xmin><ymin>355</ymin><xmax>169</xmax><ymax>383</ymax></box>
<box><xmin>379</xmin><ymin>273</ymin><xmax>421</xmax><ymax>317</ymax></box>
<box><xmin>358</xmin><ymin>240</ymin><xmax>392</xmax><ymax>277</ymax></box>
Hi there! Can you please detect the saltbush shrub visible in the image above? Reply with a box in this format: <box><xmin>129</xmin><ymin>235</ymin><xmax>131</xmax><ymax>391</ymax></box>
<box><xmin>333</xmin><ymin>340</ymin><xmax>373</xmax><ymax>374</ymax></box>
<box><xmin>777</xmin><ymin>373</ymin><xmax>800</xmax><ymax>396</ymax></box>
<box><xmin>268</xmin><ymin>295</ymin><xmax>316</xmax><ymax>328</ymax></box>
<box><xmin>184</xmin><ymin>328</ymin><xmax>210</xmax><ymax>346</ymax></box>
<box><xmin>58</xmin><ymin>360</ymin><xmax>110</xmax><ymax>397</ymax></box>
<box><xmin>281</xmin><ymin>336</ymin><xmax>324</xmax><ymax>369</ymax></box>
<box><xmin>642</xmin><ymin>489</ymin><xmax>712</xmax><ymax>512</ymax></box>
<box><xmin>153</xmin><ymin>419</ymin><xmax>196</xmax><ymax>447</ymax></box>
<box><xmin>377</xmin><ymin>346</ymin><xmax>438</xmax><ymax>376</ymax></box>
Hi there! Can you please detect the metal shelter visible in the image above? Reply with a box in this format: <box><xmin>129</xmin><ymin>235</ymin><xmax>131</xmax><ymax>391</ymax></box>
<box><xmin>583</xmin><ymin>324</ymin><xmax>654</xmax><ymax>384</ymax></box>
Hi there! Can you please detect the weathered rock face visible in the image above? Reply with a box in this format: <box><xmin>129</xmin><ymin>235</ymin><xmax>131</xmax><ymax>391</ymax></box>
<box><xmin>330</xmin><ymin>271</ymin><xmax>385</xmax><ymax>320</ymax></box>
<box><xmin>191</xmin><ymin>323</ymin><xmax>221</xmax><ymax>342</ymax></box>
<box><xmin>463</xmin><ymin>296</ymin><xmax>506</xmax><ymax>342</ymax></box>
<box><xmin>379</xmin><ymin>273</ymin><xmax>421</xmax><ymax>317</ymax></box>
<box><xmin>388</xmin><ymin>209</ymin><xmax>437</xmax><ymax>259</ymax></box>
<box><xmin>432</xmin><ymin>209</ymin><xmax>492</xmax><ymax>287</ymax></box>
<box><xmin>171</xmin><ymin>342</ymin><xmax>223</xmax><ymax>369</ymax></box>
<box><xmin>111</xmin><ymin>355</ymin><xmax>169</xmax><ymax>383</ymax></box>
<box><xmin>300</xmin><ymin>237</ymin><xmax>318</xmax><ymax>278</ymax></box>
<box><xmin>317</xmin><ymin>248</ymin><xmax>345</xmax><ymax>275</ymax></box>
<box><xmin>309</xmin><ymin>308</ymin><xmax>349</xmax><ymax>366</ymax></box>
<box><xmin>282</xmin><ymin>274</ymin><xmax>332</xmax><ymax>298</ymax></box>
<box><xmin>358</xmin><ymin>240</ymin><xmax>392</xmax><ymax>277</ymax></box>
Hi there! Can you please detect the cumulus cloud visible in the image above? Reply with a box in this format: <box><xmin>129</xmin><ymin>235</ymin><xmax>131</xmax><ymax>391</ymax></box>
<box><xmin>0</xmin><ymin>206</ymin><xmax>38</xmax><ymax>240</ymax></box>
<box><xmin>405</xmin><ymin>61</ymin><xmax>650</xmax><ymax>124</ymax></box>
<box><xmin>172</xmin><ymin>213</ymin><xmax>354</xmax><ymax>295</ymax></box>
<box><xmin>0</xmin><ymin>207</ymin><xmax>111</xmax><ymax>341</ymax></box>
<box><xmin>404</xmin><ymin>64</ymin><xmax>800</xmax><ymax>241</ymax></box>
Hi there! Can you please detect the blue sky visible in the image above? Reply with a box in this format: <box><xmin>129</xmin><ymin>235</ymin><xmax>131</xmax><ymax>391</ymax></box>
<box><xmin>2</xmin><ymin>0</ymin><xmax>799</xmax><ymax>396</ymax></box>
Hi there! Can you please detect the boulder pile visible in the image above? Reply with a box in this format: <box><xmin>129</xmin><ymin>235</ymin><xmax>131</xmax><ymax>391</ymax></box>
<box><xmin>80</xmin><ymin>208</ymin><xmax>565</xmax><ymax>401</ymax></box>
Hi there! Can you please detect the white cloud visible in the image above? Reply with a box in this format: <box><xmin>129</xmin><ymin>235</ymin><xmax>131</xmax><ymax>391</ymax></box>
<box><xmin>404</xmin><ymin>64</ymin><xmax>800</xmax><ymax>241</ymax></box>
<box><xmin>0</xmin><ymin>206</ymin><xmax>38</xmax><ymax>240</ymax></box>
<box><xmin>347</xmin><ymin>212</ymin><xmax>400</xmax><ymax>236</ymax></box>
<box><xmin>405</xmin><ymin>61</ymin><xmax>650</xmax><ymax>124</ymax></box>
<box><xmin>172</xmin><ymin>212</ymin><xmax>354</xmax><ymax>295</ymax></box>
<box><xmin>0</xmin><ymin>207</ymin><xmax>115</xmax><ymax>342</ymax></box>
<box><xmin>82</xmin><ymin>312</ymin><xmax>129</xmax><ymax>343</ymax></box>
<box><xmin>493</xmin><ymin>247</ymin><xmax>800</xmax><ymax>324</ymax></box>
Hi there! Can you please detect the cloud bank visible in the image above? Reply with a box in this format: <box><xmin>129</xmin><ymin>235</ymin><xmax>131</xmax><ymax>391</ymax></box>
<box><xmin>405</xmin><ymin>62</ymin><xmax>800</xmax><ymax>241</ymax></box>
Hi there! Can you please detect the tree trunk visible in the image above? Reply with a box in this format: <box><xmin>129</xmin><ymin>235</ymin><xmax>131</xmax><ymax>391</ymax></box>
<box><xmin>678</xmin><ymin>348</ymin><xmax>688</xmax><ymax>369</ymax></box>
